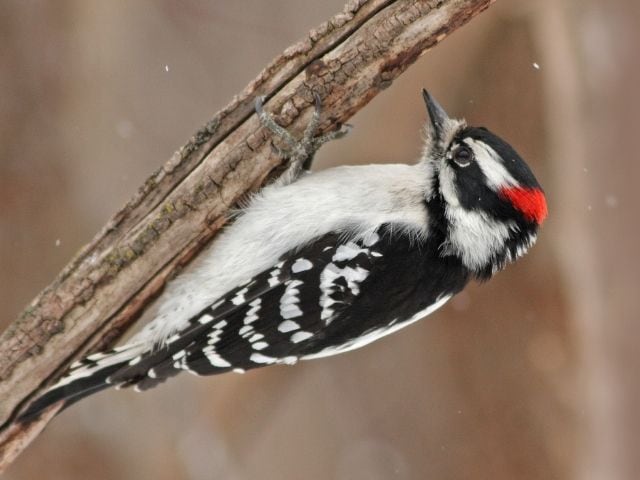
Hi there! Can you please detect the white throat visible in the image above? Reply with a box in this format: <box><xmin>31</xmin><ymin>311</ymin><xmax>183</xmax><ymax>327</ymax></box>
<box><xmin>443</xmin><ymin>205</ymin><xmax>513</xmax><ymax>272</ymax></box>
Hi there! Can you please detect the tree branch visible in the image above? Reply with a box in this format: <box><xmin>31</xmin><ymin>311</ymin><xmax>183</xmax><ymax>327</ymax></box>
<box><xmin>0</xmin><ymin>0</ymin><xmax>493</xmax><ymax>470</ymax></box>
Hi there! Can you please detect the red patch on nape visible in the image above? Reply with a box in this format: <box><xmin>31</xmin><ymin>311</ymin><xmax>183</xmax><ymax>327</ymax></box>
<box><xmin>500</xmin><ymin>187</ymin><xmax>548</xmax><ymax>224</ymax></box>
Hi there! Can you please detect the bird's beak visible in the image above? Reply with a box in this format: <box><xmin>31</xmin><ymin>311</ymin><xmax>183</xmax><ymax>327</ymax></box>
<box><xmin>422</xmin><ymin>89</ymin><xmax>450</xmax><ymax>142</ymax></box>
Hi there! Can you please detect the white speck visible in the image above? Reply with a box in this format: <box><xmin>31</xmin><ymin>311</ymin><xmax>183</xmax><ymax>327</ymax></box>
<box><xmin>55</xmin><ymin>239</ymin><xmax>61</xmax><ymax>247</ymax></box>
<box><xmin>148</xmin><ymin>369</ymin><xmax>157</xmax><ymax>379</ymax></box>
<box><xmin>532</xmin><ymin>62</ymin><xmax>540</xmax><ymax>70</ymax></box>
<box><xmin>233</xmin><ymin>368</ymin><xmax>245</xmax><ymax>374</ymax></box>
<box><xmin>164</xmin><ymin>64</ymin><xmax>170</xmax><ymax>72</ymax></box>
<box><xmin>291</xmin><ymin>258</ymin><xmax>313</xmax><ymax>273</ymax></box>
<box><xmin>278</xmin><ymin>320</ymin><xmax>300</xmax><ymax>332</ymax></box>
<box><xmin>605</xmin><ymin>194</ymin><xmax>618</xmax><ymax>208</ymax></box>
<box><xmin>252</xmin><ymin>341</ymin><xmax>268</xmax><ymax>350</ymax></box>
<box><xmin>290</xmin><ymin>331</ymin><xmax>313</xmax><ymax>343</ymax></box>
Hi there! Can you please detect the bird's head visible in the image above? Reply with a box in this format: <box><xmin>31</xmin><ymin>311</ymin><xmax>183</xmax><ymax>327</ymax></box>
<box><xmin>420</xmin><ymin>90</ymin><xmax>547</xmax><ymax>279</ymax></box>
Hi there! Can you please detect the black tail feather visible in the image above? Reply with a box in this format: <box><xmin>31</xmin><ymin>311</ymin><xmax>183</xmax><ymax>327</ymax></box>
<box><xmin>17</xmin><ymin>362</ymin><xmax>124</xmax><ymax>424</ymax></box>
<box><xmin>16</xmin><ymin>348</ymin><xmax>144</xmax><ymax>424</ymax></box>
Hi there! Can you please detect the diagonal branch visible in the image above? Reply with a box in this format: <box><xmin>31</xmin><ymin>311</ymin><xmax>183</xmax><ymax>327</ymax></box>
<box><xmin>0</xmin><ymin>0</ymin><xmax>493</xmax><ymax>470</ymax></box>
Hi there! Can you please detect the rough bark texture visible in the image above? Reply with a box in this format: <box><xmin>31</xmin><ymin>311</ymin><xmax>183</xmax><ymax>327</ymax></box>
<box><xmin>0</xmin><ymin>0</ymin><xmax>493</xmax><ymax>470</ymax></box>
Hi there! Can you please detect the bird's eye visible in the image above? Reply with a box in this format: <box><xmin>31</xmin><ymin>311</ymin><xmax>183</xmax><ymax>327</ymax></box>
<box><xmin>451</xmin><ymin>145</ymin><xmax>474</xmax><ymax>167</ymax></box>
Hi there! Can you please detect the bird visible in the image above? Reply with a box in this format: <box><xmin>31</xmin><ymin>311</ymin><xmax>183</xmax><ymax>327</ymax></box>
<box><xmin>18</xmin><ymin>89</ymin><xmax>547</xmax><ymax>423</ymax></box>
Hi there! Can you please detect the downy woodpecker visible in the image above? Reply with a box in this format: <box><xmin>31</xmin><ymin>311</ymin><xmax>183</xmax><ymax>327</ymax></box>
<box><xmin>20</xmin><ymin>90</ymin><xmax>547</xmax><ymax>421</ymax></box>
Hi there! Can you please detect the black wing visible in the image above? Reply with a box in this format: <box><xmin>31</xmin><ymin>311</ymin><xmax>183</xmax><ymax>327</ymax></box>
<box><xmin>114</xmin><ymin>224</ymin><xmax>470</xmax><ymax>390</ymax></box>
<box><xmin>114</xmin><ymin>230</ymin><xmax>385</xmax><ymax>390</ymax></box>
<box><xmin>19</xmin><ymin>225</ymin><xmax>470</xmax><ymax>422</ymax></box>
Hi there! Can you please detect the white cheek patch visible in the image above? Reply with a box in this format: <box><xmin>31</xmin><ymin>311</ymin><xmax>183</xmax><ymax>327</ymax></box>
<box><xmin>444</xmin><ymin>206</ymin><xmax>514</xmax><ymax>271</ymax></box>
<box><xmin>464</xmin><ymin>138</ymin><xmax>519</xmax><ymax>190</ymax></box>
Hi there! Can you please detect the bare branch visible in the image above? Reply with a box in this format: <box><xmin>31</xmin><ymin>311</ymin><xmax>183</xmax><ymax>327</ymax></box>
<box><xmin>0</xmin><ymin>0</ymin><xmax>493</xmax><ymax>469</ymax></box>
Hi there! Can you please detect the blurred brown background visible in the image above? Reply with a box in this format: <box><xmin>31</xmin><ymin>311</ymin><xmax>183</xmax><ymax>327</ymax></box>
<box><xmin>1</xmin><ymin>1</ymin><xmax>638</xmax><ymax>479</ymax></box>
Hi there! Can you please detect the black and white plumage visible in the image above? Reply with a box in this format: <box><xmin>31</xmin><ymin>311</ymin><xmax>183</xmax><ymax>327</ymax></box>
<box><xmin>19</xmin><ymin>90</ymin><xmax>547</xmax><ymax>422</ymax></box>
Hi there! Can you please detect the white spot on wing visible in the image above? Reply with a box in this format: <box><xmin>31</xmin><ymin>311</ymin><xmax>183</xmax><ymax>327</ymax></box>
<box><xmin>239</xmin><ymin>325</ymin><xmax>253</xmax><ymax>336</ymax></box>
<box><xmin>172</xmin><ymin>350</ymin><xmax>186</xmax><ymax>360</ymax></box>
<box><xmin>281</xmin><ymin>304</ymin><xmax>303</xmax><ymax>319</ymax></box>
<box><xmin>278</xmin><ymin>320</ymin><xmax>300</xmax><ymax>332</ymax></box>
<box><xmin>231</xmin><ymin>287</ymin><xmax>249</xmax><ymax>306</ymax></box>
<box><xmin>332</xmin><ymin>242</ymin><xmax>369</xmax><ymax>262</ymax></box>
<box><xmin>198</xmin><ymin>313</ymin><xmax>214</xmax><ymax>324</ymax></box>
<box><xmin>244</xmin><ymin>298</ymin><xmax>261</xmax><ymax>324</ymax></box>
<box><xmin>291</xmin><ymin>258</ymin><xmax>313</xmax><ymax>273</ymax></box>
<box><xmin>279</xmin><ymin>280</ymin><xmax>304</xmax><ymax>319</ymax></box>
<box><xmin>213</xmin><ymin>320</ymin><xmax>227</xmax><ymax>329</ymax></box>
<box><xmin>319</xmin><ymin>262</ymin><xmax>369</xmax><ymax>323</ymax></box>
<box><xmin>250</xmin><ymin>353</ymin><xmax>277</xmax><ymax>364</ymax></box>
<box><xmin>290</xmin><ymin>331</ymin><xmax>313</xmax><ymax>343</ymax></box>
<box><xmin>268</xmin><ymin>267</ymin><xmax>281</xmax><ymax>287</ymax></box>
<box><xmin>202</xmin><ymin>346</ymin><xmax>231</xmax><ymax>367</ymax></box>
<box><xmin>248</xmin><ymin>333</ymin><xmax>264</xmax><ymax>342</ymax></box>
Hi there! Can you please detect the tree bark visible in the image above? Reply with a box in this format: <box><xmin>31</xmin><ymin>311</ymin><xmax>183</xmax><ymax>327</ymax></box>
<box><xmin>0</xmin><ymin>0</ymin><xmax>493</xmax><ymax>470</ymax></box>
